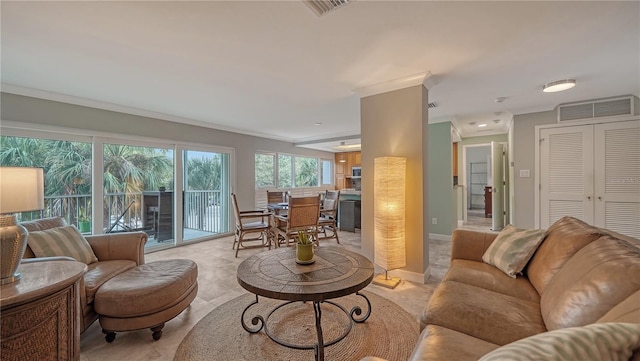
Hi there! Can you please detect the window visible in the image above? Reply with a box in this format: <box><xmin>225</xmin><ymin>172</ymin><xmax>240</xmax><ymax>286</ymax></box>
<box><xmin>255</xmin><ymin>152</ymin><xmax>332</xmax><ymax>188</ymax></box>
<box><xmin>278</xmin><ymin>154</ymin><xmax>293</xmax><ymax>188</ymax></box>
<box><xmin>0</xmin><ymin>134</ymin><xmax>93</xmax><ymax>227</ymax></box>
<box><xmin>321</xmin><ymin>159</ymin><xmax>332</xmax><ymax>185</ymax></box>
<box><xmin>255</xmin><ymin>153</ymin><xmax>275</xmax><ymax>187</ymax></box>
<box><xmin>295</xmin><ymin>156</ymin><xmax>318</xmax><ymax>187</ymax></box>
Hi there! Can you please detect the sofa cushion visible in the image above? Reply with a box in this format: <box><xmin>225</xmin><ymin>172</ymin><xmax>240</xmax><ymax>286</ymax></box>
<box><xmin>526</xmin><ymin>216</ymin><xmax>602</xmax><ymax>295</ymax></box>
<box><xmin>478</xmin><ymin>323</ymin><xmax>640</xmax><ymax>361</ymax></box>
<box><xmin>482</xmin><ymin>224</ymin><xmax>546</xmax><ymax>278</ymax></box>
<box><xmin>541</xmin><ymin>236</ymin><xmax>640</xmax><ymax>330</ymax></box>
<box><xmin>27</xmin><ymin>225</ymin><xmax>98</xmax><ymax>264</ymax></box>
<box><xmin>84</xmin><ymin>260</ymin><xmax>137</xmax><ymax>304</ymax></box>
<box><xmin>409</xmin><ymin>325</ymin><xmax>500</xmax><ymax>361</ymax></box>
<box><xmin>423</xmin><ymin>280</ymin><xmax>546</xmax><ymax>345</ymax></box>
<box><xmin>444</xmin><ymin>259</ymin><xmax>540</xmax><ymax>302</ymax></box>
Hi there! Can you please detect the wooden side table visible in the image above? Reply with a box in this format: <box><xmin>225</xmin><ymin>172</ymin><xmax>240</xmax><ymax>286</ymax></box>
<box><xmin>1</xmin><ymin>260</ymin><xmax>86</xmax><ymax>361</ymax></box>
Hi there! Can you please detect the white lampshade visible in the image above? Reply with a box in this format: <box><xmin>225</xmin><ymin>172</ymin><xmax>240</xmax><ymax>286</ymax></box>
<box><xmin>374</xmin><ymin>156</ymin><xmax>406</xmax><ymax>272</ymax></box>
<box><xmin>0</xmin><ymin>167</ymin><xmax>45</xmax><ymax>214</ymax></box>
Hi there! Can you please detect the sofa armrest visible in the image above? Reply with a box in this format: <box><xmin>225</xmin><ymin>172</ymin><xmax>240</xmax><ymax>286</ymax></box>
<box><xmin>85</xmin><ymin>231</ymin><xmax>147</xmax><ymax>265</ymax></box>
<box><xmin>450</xmin><ymin>229</ymin><xmax>499</xmax><ymax>262</ymax></box>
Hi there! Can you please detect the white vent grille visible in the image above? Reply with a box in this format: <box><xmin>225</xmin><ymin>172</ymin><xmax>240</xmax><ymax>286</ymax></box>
<box><xmin>303</xmin><ymin>0</ymin><xmax>350</xmax><ymax>16</ymax></box>
<box><xmin>558</xmin><ymin>96</ymin><xmax>634</xmax><ymax>123</ymax></box>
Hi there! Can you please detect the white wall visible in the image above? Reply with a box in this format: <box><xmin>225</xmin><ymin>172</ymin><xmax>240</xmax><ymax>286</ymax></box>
<box><xmin>511</xmin><ymin>110</ymin><xmax>556</xmax><ymax>228</ymax></box>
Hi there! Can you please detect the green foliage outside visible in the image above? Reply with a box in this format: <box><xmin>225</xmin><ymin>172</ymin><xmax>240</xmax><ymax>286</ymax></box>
<box><xmin>255</xmin><ymin>153</ymin><xmax>274</xmax><ymax>188</ymax></box>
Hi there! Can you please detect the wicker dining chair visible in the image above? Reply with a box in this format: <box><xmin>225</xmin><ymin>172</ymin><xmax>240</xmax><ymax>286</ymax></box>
<box><xmin>275</xmin><ymin>195</ymin><xmax>321</xmax><ymax>247</ymax></box>
<box><xmin>318</xmin><ymin>190</ymin><xmax>340</xmax><ymax>244</ymax></box>
<box><xmin>266</xmin><ymin>190</ymin><xmax>289</xmax><ymax>205</ymax></box>
<box><xmin>231</xmin><ymin>193</ymin><xmax>273</xmax><ymax>257</ymax></box>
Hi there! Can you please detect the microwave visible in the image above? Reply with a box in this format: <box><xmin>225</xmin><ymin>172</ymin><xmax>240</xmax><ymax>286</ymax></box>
<box><xmin>351</xmin><ymin>167</ymin><xmax>362</xmax><ymax>178</ymax></box>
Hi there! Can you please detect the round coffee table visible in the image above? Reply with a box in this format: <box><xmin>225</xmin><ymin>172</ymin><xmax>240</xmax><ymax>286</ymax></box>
<box><xmin>236</xmin><ymin>246</ymin><xmax>374</xmax><ymax>361</ymax></box>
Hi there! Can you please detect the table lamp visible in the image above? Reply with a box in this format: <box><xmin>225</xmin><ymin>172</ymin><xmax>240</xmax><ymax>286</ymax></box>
<box><xmin>0</xmin><ymin>167</ymin><xmax>45</xmax><ymax>285</ymax></box>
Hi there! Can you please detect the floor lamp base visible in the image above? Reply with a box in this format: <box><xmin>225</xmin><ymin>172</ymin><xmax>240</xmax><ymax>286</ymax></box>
<box><xmin>372</xmin><ymin>273</ymin><xmax>401</xmax><ymax>289</ymax></box>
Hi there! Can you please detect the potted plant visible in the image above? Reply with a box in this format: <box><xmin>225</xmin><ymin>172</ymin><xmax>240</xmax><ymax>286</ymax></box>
<box><xmin>78</xmin><ymin>207</ymin><xmax>91</xmax><ymax>233</ymax></box>
<box><xmin>295</xmin><ymin>230</ymin><xmax>315</xmax><ymax>264</ymax></box>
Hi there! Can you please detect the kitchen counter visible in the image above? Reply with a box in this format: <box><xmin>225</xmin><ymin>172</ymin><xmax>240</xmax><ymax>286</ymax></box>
<box><xmin>339</xmin><ymin>189</ymin><xmax>361</xmax><ymax>196</ymax></box>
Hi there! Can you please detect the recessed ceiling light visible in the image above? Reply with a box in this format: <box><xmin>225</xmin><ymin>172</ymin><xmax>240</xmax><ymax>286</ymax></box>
<box><xmin>469</xmin><ymin>122</ymin><xmax>477</xmax><ymax>125</ymax></box>
<box><xmin>543</xmin><ymin>79</ymin><xmax>576</xmax><ymax>93</ymax></box>
<box><xmin>314</xmin><ymin>122</ymin><xmax>323</xmax><ymax>126</ymax></box>
<box><xmin>478</xmin><ymin>123</ymin><xmax>488</xmax><ymax>128</ymax></box>
<box><xmin>494</xmin><ymin>97</ymin><xmax>507</xmax><ymax>103</ymax></box>
<box><xmin>493</xmin><ymin>119</ymin><xmax>500</xmax><ymax>124</ymax></box>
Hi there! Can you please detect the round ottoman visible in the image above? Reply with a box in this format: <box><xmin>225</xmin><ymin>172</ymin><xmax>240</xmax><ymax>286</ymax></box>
<box><xmin>95</xmin><ymin>259</ymin><xmax>198</xmax><ymax>342</ymax></box>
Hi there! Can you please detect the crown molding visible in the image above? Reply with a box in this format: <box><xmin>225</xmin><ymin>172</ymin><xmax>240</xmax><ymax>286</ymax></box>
<box><xmin>352</xmin><ymin>71</ymin><xmax>436</xmax><ymax>98</ymax></box>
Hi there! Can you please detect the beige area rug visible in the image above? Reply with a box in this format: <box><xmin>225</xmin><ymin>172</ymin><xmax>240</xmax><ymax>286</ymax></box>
<box><xmin>174</xmin><ymin>291</ymin><xmax>419</xmax><ymax>361</ymax></box>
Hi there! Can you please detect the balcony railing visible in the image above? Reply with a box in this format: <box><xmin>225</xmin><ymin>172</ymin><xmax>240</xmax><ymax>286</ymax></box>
<box><xmin>18</xmin><ymin>191</ymin><xmax>225</xmax><ymax>237</ymax></box>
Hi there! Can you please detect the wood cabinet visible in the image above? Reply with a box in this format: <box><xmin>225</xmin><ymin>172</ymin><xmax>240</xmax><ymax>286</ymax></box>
<box><xmin>335</xmin><ymin>151</ymin><xmax>361</xmax><ymax>190</ymax></box>
<box><xmin>1</xmin><ymin>261</ymin><xmax>86</xmax><ymax>361</ymax></box>
<box><xmin>452</xmin><ymin>142</ymin><xmax>459</xmax><ymax>177</ymax></box>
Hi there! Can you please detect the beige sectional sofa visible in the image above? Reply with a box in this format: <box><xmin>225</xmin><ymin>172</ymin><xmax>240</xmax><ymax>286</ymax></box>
<box><xmin>367</xmin><ymin>216</ymin><xmax>640</xmax><ymax>361</ymax></box>
<box><xmin>21</xmin><ymin>217</ymin><xmax>148</xmax><ymax>333</ymax></box>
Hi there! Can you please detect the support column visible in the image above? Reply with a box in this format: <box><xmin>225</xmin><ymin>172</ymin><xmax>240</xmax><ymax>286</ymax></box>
<box><xmin>359</xmin><ymin>84</ymin><xmax>430</xmax><ymax>283</ymax></box>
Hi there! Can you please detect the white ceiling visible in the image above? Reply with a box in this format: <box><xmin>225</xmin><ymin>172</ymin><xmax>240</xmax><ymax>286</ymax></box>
<box><xmin>2</xmin><ymin>1</ymin><xmax>638</xmax><ymax>152</ymax></box>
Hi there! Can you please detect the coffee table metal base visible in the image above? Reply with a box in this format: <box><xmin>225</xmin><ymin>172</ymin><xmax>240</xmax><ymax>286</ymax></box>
<box><xmin>241</xmin><ymin>292</ymin><xmax>372</xmax><ymax>361</ymax></box>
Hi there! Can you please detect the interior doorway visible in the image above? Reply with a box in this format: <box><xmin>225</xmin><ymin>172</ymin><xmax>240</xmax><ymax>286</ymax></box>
<box><xmin>462</xmin><ymin>144</ymin><xmax>492</xmax><ymax>231</ymax></box>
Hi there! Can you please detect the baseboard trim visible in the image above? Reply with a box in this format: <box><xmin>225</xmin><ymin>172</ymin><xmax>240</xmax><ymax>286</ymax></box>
<box><xmin>429</xmin><ymin>233</ymin><xmax>451</xmax><ymax>241</ymax></box>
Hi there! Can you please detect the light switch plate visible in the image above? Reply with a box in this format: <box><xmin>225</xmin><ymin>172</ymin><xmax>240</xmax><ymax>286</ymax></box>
<box><xmin>519</xmin><ymin>169</ymin><xmax>530</xmax><ymax>178</ymax></box>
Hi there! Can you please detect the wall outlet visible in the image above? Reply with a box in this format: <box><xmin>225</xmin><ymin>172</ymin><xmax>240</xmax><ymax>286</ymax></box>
<box><xmin>519</xmin><ymin>169</ymin><xmax>531</xmax><ymax>178</ymax></box>
<box><xmin>432</xmin><ymin>217</ymin><xmax>438</xmax><ymax>225</ymax></box>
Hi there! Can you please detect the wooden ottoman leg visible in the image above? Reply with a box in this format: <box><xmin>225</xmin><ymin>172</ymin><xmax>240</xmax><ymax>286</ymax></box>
<box><xmin>102</xmin><ymin>329</ymin><xmax>116</xmax><ymax>343</ymax></box>
<box><xmin>151</xmin><ymin>323</ymin><xmax>165</xmax><ymax>341</ymax></box>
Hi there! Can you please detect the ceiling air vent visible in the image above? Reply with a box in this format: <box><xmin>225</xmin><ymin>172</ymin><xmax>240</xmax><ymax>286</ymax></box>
<box><xmin>428</xmin><ymin>102</ymin><xmax>438</xmax><ymax>109</ymax></box>
<box><xmin>303</xmin><ymin>0</ymin><xmax>350</xmax><ymax>17</ymax></box>
<box><xmin>557</xmin><ymin>96</ymin><xmax>634</xmax><ymax>123</ymax></box>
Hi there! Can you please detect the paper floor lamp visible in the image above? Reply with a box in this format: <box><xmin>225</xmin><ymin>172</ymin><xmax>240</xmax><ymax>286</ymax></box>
<box><xmin>373</xmin><ymin>156</ymin><xmax>406</xmax><ymax>289</ymax></box>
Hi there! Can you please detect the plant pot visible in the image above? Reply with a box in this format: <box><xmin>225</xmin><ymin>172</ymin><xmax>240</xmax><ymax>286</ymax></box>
<box><xmin>78</xmin><ymin>221</ymin><xmax>91</xmax><ymax>233</ymax></box>
<box><xmin>296</xmin><ymin>243</ymin><xmax>314</xmax><ymax>264</ymax></box>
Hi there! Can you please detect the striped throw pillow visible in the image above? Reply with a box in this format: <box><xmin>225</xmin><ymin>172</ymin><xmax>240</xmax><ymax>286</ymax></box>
<box><xmin>479</xmin><ymin>323</ymin><xmax>640</xmax><ymax>361</ymax></box>
<box><xmin>482</xmin><ymin>224</ymin><xmax>546</xmax><ymax>278</ymax></box>
<box><xmin>28</xmin><ymin>225</ymin><xmax>98</xmax><ymax>264</ymax></box>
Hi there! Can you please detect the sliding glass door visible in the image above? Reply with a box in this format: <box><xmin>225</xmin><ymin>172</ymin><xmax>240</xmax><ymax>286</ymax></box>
<box><xmin>182</xmin><ymin>149</ymin><xmax>230</xmax><ymax>242</ymax></box>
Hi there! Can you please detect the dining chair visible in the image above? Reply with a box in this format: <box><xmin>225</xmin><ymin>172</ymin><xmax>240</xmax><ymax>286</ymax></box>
<box><xmin>318</xmin><ymin>190</ymin><xmax>340</xmax><ymax>244</ymax></box>
<box><xmin>266</xmin><ymin>190</ymin><xmax>289</xmax><ymax>205</ymax></box>
<box><xmin>230</xmin><ymin>193</ymin><xmax>273</xmax><ymax>257</ymax></box>
<box><xmin>275</xmin><ymin>195</ymin><xmax>321</xmax><ymax>247</ymax></box>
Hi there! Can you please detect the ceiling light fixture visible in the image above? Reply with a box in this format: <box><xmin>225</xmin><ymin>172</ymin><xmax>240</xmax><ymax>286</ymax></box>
<box><xmin>314</xmin><ymin>122</ymin><xmax>322</xmax><ymax>126</ymax></box>
<box><xmin>478</xmin><ymin>123</ymin><xmax>488</xmax><ymax>128</ymax></box>
<box><xmin>543</xmin><ymin>79</ymin><xmax>576</xmax><ymax>93</ymax></box>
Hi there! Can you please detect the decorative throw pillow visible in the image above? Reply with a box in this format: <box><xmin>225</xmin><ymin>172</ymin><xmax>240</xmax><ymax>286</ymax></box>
<box><xmin>478</xmin><ymin>323</ymin><xmax>640</xmax><ymax>361</ymax></box>
<box><xmin>28</xmin><ymin>225</ymin><xmax>98</xmax><ymax>264</ymax></box>
<box><xmin>482</xmin><ymin>224</ymin><xmax>546</xmax><ymax>278</ymax></box>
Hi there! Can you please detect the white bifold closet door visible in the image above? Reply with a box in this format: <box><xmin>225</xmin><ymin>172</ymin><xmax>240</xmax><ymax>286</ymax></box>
<box><xmin>593</xmin><ymin>120</ymin><xmax>640</xmax><ymax>238</ymax></box>
<box><xmin>540</xmin><ymin>120</ymin><xmax>639</xmax><ymax>239</ymax></box>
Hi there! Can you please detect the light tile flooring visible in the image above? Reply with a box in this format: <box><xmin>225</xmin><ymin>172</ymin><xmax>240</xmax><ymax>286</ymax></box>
<box><xmin>79</xmin><ymin>231</ymin><xmax>452</xmax><ymax>361</ymax></box>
